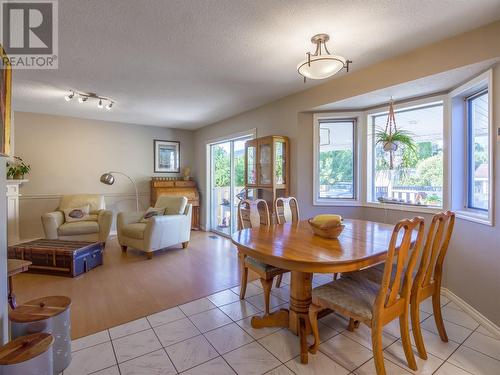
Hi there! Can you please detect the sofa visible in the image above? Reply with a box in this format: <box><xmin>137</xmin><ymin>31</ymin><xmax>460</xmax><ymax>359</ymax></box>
<box><xmin>41</xmin><ymin>194</ymin><xmax>113</xmax><ymax>244</ymax></box>
<box><xmin>117</xmin><ymin>196</ymin><xmax>192</xmax><ymax>259</ymax></box>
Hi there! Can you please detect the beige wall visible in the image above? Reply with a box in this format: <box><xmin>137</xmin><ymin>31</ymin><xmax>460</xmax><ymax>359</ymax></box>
<box><xmin>14</xmin><ymin>112</ymin><xmax>195</xmax><ymax>238</ymax></box>
<box><xmin>194</xmin><ymin>21</ymin><xmax>500</xmax><ymax>325</ymax></box>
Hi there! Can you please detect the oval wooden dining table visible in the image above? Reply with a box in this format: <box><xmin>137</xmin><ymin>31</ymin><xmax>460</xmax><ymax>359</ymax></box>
<box><xmin>231</xmin><ymin>218</ymin><xmax>398</xmax><ymax>364</ymax></box>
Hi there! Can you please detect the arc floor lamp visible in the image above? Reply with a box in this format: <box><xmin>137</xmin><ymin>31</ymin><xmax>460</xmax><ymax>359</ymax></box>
<box><xmin>100</xmin><ymin>171</ymin><xmax>139</xmax><ymax>211</ymax></box>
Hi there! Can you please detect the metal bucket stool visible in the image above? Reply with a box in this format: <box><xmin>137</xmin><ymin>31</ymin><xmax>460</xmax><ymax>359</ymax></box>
<box><xmin>9</xmin><ymin>296</ymin><xmax>71</xmax><ymax>375</ymax></box>
<box><xmin>0</xmin><ymin>333</ymin><xmax>54</xmax><ymax>375</ymax></box>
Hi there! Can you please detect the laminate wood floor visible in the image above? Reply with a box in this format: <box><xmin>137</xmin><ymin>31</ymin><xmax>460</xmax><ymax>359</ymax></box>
<box><xmin>11</xmin><ymin>231</ymin><xmax>249</xmax><ymax>339</ymax></box>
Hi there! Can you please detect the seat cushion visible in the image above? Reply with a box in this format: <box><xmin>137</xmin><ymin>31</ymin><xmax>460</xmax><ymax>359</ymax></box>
<box><xmin>58</xmin><ymin>221</ymin><xmax>99</xmax><ymax>236</ymax></box>
<box><xmin>312</xmin><ymin>277</ymin><xmax>380</xmax><ymax>321</ymax></box>
<box><xmin>245</xmin><ymin>256</ymin><xmax>285</xmax><ymax>278</ymax></box>
<box><xmin>121</xmin><ymin>223</ymin><xmax>147</xmax><ymax>239</ymax></box>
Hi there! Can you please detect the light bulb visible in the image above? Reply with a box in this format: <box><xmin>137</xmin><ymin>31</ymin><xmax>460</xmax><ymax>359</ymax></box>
<box><xmin>98</xmin><ymin>99</ymin><xmax>103</xmax><ymax>108</ymax></box>
<box><xmin>105</xmin><ymin>102</ymin><xmax>113</xmax><ymax>110</ymax></box>
<box><xmin>64</xmin><ymin>91</ymin><xmax>74</xmax><ymax>101</ymax></box>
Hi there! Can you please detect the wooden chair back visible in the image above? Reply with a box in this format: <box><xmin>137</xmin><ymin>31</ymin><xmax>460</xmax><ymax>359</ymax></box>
<box><xmin>375</xmin><ymin>217</ymin><xmax>425</xmax><ymax>315</ymax></box>
<box><xmin>275</xmin><ymin>197</ymin><xmax>300</xmax><ymax>224</ymax></box>
<box><xmin>237</xmin><ymin>199</ymin><xmax>270</xmax><ymax>229</ymax></box>
<box><xmin>413</xmin><ymin>211</ymin><xmax>455</xmax><ymax>295</ymax></box>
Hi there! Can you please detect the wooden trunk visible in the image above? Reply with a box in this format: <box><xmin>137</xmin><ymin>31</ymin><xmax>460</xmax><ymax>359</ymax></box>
<box><xmin>150</xmin><ymin>178</ymin><xmax>200</xmax><ymax>230</ymax></box>
<box><xmin>8</xmin><ymin>239</ymin><xmax>103</xmax><ymax>277</ymax></box>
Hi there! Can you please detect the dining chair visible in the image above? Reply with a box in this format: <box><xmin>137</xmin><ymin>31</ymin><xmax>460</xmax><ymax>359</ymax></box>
<box><xmin>237</xmin><ymin>199</ymin><xmax>287</xmax><ymax>315</ymax></box>
<box><xmin>273</xmin><ymin>196</ymin><xmax>299</xmax><ymax>287</ymax></box>
<box><xmin>308</xmin><ymin>217</ymin><xmax>425</xmax><ymax>375</ymax></box>
<box><xmin>345</xmin><ymin>211</ymin><xmax>455</xmax><ymax>360</ymax></box>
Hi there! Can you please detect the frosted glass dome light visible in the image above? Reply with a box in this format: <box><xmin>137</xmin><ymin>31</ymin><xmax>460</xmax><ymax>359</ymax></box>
<box><xmin>297</xmin><ymin>34</ymin><xmax>351</xmax><ymax>81</ymax></box>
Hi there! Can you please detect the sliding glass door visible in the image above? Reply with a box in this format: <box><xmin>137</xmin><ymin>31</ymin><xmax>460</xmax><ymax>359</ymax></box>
<box><xmin>209</xmin><ymin>135</ymin><xmax>252</xmax><ymax>236</ymax></box>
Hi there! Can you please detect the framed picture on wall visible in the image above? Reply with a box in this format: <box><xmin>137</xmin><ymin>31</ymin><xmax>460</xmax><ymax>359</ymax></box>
<box><xmin>154</xmin><ymin>140</ymin><xmax>180</xmax><ymax>173</ymax></box>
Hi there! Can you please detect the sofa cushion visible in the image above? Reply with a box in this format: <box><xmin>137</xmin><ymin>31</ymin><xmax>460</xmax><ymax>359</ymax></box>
<box><xmin>155</xmin><ymin>196</ymin><xmax>188</xmax><ymax>215</ymax></box>
<box><xmin>122</xmin><ymin>223</ymin><xmax>147</xmax><ymax>239</ymax></box>
<box><xmin>58</xmin><ymin>221</ymin><xmax>99</xmax><ymax>236</ymax></box>
<box><xmin>63</xmin><ymin>205</ymin><xmax>90</xmax><ymax>223</ymax></box>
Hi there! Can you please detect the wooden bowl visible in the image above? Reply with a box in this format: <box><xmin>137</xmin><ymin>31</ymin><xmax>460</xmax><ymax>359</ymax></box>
<box><xmin>308</xmin><ymin>218</ymin><xmax>345</xmax><ymax>239</ymax></box>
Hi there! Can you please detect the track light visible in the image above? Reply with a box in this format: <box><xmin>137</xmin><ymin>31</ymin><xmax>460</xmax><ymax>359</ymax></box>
<box><xmin>64</xmin><ymin>91</ymin><xmax>74</xmax><ymax>101</ymax></box>
<box><xmin>64</xmin><ymin>90</ymin><xmax>114</xmax><ymax>111</ymax></box>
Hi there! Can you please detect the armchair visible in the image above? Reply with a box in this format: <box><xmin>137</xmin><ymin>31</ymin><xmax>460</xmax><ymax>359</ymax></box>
<box><xmin>117</xmin><ymin>196</ymin><xmax>192</xmax><ymax>259</ymax></box>
<box><xmin>41</xmin><ymin>194</ymin><xmax>113</xmax><ymax>244</ymax></box>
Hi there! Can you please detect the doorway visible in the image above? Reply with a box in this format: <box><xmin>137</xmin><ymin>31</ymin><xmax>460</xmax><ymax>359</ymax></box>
<box><xmin>209</xmin><ymin>134</ymin><xmax>253</xmax><ymax>236</ymax></box>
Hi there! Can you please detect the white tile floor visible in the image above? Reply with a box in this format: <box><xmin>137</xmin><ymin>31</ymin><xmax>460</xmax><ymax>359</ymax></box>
<box><xmin>65</xmin><ymin>277</ymin><xmax>500</xmax><ymax>375</ymax></box>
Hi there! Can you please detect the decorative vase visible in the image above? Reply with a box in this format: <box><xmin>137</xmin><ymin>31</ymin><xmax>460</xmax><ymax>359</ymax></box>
<box><xmin>13</xmin><ymin>173</ymin><xmax>24</xmax><ymax>180</ymax></box>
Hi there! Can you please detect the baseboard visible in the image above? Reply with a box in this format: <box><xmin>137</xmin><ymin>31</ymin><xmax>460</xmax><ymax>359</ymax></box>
<box><xmin>441</xmin><ymin>287</ymin><xmax>500</xmax><ymax>339</ymax></box>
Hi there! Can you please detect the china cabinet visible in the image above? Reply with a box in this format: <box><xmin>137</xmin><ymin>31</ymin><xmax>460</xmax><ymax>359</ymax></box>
<box><xmin>244</xmin><ymin>135</ymin><xmax>289</xmax><ymax>220</ymax></box>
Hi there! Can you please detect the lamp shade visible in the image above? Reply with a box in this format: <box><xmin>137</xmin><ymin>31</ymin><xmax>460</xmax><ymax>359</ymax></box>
<box><xmin>100</xmin><ymin>173</ymin><xmax>115</xmax><ymax>185</ymax></box>
<box><xmin>297</xmin><ymin>55</ymin><xmax>346</xmax><ymax>80</ymax></box>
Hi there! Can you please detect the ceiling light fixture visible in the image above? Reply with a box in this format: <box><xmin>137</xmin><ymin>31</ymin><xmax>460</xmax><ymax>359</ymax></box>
<box><xmin>64</xmin><ymin>90</ymin><xmax>115</xmax><ymax>110</ymax></box>
<box><xmin>297</xmin><ymin>34</ymin><xmax>352</xmax><ymax>81</ymax></box>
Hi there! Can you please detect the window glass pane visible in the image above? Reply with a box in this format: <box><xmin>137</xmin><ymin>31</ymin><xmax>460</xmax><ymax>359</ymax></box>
<box><xmin>468</xmin><ymin>91</ymin><xmax>489</xmax><ymax>210</ymax></box>
<box><xmin>372</xmin><ymin>103</ymin><xmax>443</xmax><ymax>207</ymax></box>
<box><xmin>318</xmin><ymin>120</ymin><xmax>355</xmax><ymax>199</ymax></box>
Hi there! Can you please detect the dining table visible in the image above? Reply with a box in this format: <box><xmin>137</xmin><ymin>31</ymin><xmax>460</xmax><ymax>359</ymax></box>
<box><xmin>231</xmin><ymin>218</ymin><xmax>399</xmax><ymax>364</ymax></box>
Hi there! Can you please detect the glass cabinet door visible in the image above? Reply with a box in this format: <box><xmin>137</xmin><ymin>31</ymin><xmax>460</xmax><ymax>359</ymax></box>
<box><xmin>246</xmin><ymin>141</ymin><xmax>257</xmax><ymax>185</ymax></box>
<box><xmin>258</xmin><ymin>139</ymin><xmax>272</xmax><ymax>186</ymax></box>
<box><xmin>274</xmin><ymin>139</ymin><xmax>286</xmax><ymax>185</ymax></box>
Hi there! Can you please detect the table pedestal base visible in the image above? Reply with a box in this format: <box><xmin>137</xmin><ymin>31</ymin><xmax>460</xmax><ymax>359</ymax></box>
<box><xmin>249</xmin><ymin>271</ymin><xmax>313</xmax><ymax>364</ymax></box>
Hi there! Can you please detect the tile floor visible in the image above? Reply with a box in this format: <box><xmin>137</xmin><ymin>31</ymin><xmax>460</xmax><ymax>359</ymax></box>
<box><xmin>64</xmin><ymin>275</ymin><xmax>500</xmax><ymax>375</ymax></box>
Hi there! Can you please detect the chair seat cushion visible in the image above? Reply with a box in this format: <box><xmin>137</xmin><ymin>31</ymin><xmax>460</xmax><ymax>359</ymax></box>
<box><xmin>245</xmin><ymin>257</ymin><xmax>285</xmax><ymax>278</ymax></box>
<box><xmin>312</xmin><ymin>277</ymin><xmax>380</xmax><ymax>321</ymax></box>
<box><xmin>122</xmin><ymin>223</ymin><xmax>147</xmax><ymax>239</ymax></box>
<box><xmin>58</xmin><ymin>221</ymin><xmax>99</xmax><ymax>236</ymax></box>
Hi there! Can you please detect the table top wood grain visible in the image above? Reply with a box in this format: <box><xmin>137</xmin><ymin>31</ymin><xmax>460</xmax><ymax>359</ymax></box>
<box><xmin>232</xmin><ymin>219</ymin><xmax>398</xmax><ymax>273</ymax></box>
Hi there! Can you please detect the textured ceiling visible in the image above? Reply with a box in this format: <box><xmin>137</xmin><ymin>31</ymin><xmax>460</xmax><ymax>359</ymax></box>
<box><xmin>12</xmin><ymin>0</ymin><xmax>500</xmax><ymax>129</ymax></box>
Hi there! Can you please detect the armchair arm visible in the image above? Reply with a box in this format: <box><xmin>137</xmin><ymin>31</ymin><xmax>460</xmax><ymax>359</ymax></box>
<box><xmin>41</xmin><ymin>211</ymin><xmax>64</xmax><ymax>239</ymax></box>
<box><xmin>144</xmin><ymin>214</ymin><xmax>191</xmax><ymax>251</ymax></box>
<box><xmin>97</xmin><ymin>209</ymin><xmax>113</xmax><ymax>242</ymax></box>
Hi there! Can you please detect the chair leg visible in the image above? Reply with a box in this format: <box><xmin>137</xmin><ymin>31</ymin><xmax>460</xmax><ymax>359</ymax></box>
<box><xmin>372</xmin><ymin>324</ymin><xmax>386</xmax><ymax>375</ymax></box>
<box><xmin>121</xmin><ymin>245</ymin><xmax>127</xmax><ymax>253</ymax></box>
<box><xmin>400</xmin><ymin>311</ymin><xmax>417</xmax><ymax>371</ymax></box>
<box><xmin>432</xmin><ymin>292</ymin><xmax>448</xmax><ymax>342</ymax></box>
<box><xmin>299</xmin><ymin>315</ymin><xmax>308</xmax><ymax>364</ymax></box>
<box><xmin>147</xmin><ymin>252</ymin><xmax>153</xmax><ymax>260</ymax></box>
<box><xmin>308</xmin><ymin>304</ymin><xmax>322</xmax><ymax>354</ymax></box>
<box><xmin>411</xmin><ymin>298</ymin><xmax>428</xmax><ymax>360</ymax></box>
<box><xmin>182</xmin><ymin>241</ymin><xmax>189</xmax><ymax>249</ymax></box>
<box><xmin>275</xmin><ymin>274</ymin><xmax>283</xmax><ymax>288</ymax></box>
<box><xmin>260</xmin><ymin>277</ymin><xmax>274</xmax><ymax>315</ymax></box>
<box><xmin>239</xmin><ymin>254</ymin><xmax>248</xmax><ymax>300</ymax></box>
<box><xmin>347</xmin><ymin>318</ymin><xmax>360</xmax><ymax>331</ymax></box>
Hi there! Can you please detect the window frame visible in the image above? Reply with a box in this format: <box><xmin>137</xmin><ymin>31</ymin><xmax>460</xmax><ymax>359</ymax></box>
<box><xmin>364</xmin><ymin>95</ymin><xmax>448</xmax><ymax>213</ymax></box>
<box><xmin>466</xmin><ymin>89</ymin><xmax>489</xmax><ymax>211</ymax></box>
<box><xmin>313</xmin><ymin>112</ymin><xmax>362</xmax><ymax>206</ymax></box>
<box><xmin>450</xmin><ymin>70</ymin><xmax>494</xmax><ymax>226</ymax></box>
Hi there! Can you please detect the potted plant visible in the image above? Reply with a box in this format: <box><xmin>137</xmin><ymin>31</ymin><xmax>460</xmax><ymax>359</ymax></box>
<box><xmin>7</xmin><ymin>156</ymin><xmax>31</xmax><ymax>180</ymax></box>
<box><xmin>375</xmin><ymin>127</ymin><xmax>416</xmax><ymax>169</ymax></box>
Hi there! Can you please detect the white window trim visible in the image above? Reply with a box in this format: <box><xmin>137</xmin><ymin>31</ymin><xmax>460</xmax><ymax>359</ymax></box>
<box><xmin>364</xmin><ymin>95</ymin><xmax>448</xmax><ymax>213</ymax></box>
<box><xmin>449</xmin><ymin>70</ymin><xmax>494</xmax><ymax>226</ymax></box>
<box><xmin>313</xmin><ymin>112</ymin><xmax>363</xmax><ymax>206</ymax></box>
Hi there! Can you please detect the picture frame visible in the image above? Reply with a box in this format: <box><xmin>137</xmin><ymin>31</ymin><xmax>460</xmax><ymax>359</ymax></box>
<box><xmin>154</xmin><ymin>140</ymin><xmax>180</xmax><ymax>173</ymax></box>
<box><xmin>0</xmin><ymin>45</ymin><xmax>12</xmax><ymax>156</ymax></box>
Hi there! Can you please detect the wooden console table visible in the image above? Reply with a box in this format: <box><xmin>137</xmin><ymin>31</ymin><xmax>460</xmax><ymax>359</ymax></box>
<box><xmin>151</xmin><ymin>178</ymin><xmax>200</xmax><ymax>230</ymax></box>
<box><xmin>7</xmin><ymin>259</ymin><xmax>31</xmax><ymax>309</ymax></box>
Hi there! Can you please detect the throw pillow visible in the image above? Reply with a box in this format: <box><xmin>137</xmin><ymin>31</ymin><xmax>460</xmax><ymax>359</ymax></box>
<box><xmin>140</xmin><ymin>207</ymin><xmax>165</xmax><ymax>223</ymax></box>
<box><xmin>63</xmin><ymin>205</ymin><xmax>91</xmax><ymax>223</ymax></box>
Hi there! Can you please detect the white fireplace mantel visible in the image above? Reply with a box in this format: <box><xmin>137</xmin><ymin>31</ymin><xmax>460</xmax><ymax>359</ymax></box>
<box><xmin>6</xmin><ymin>179</ymin><xmax>28</xmax><ymax>245</ymax></box>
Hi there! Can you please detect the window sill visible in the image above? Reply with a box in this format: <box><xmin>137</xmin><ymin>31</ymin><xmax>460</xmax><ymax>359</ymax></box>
<box><xmin>313</xmin><ymin>199</ymin><xmax>361</xmax><ymax>207</ymax></box>
<box><xmin>364</xmin><ymin>202</ymin><xmax>443</xmax><ymax>215</ymax></box>
<box><xmin>455</xmin><ymin>210</ymin><xmax>493</xmax><ymax>226</ymax></box>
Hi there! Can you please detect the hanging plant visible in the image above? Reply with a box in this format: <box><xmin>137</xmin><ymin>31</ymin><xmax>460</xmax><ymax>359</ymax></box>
<box><xmin>375</xmin><ymin>99</ymin><xmax>416</xmax><ymax>169</ymax></box>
